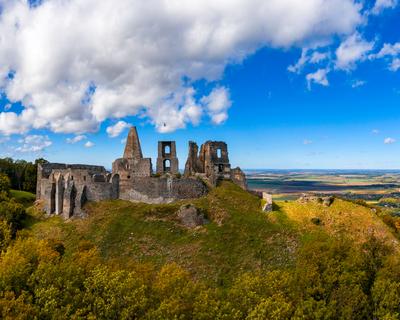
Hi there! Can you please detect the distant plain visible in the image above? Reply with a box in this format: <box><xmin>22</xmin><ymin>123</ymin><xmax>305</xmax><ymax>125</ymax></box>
<box><xmin>246</xmin><ymin>169</ymin><xmax>400</xmax><ymax>201</ymax></box>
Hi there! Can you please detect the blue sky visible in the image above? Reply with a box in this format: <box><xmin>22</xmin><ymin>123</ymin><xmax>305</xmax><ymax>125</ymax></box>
<box><xmin>0</xmin><ymin>0</ymin><xmax>399</xmax><ymax>169</ymax></box>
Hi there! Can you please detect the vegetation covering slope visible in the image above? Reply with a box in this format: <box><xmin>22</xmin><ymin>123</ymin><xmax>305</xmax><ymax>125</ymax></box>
<box><xmin>1</xmin><ymin>179</ymin><xmax>400</xmax><ymax>319</ymax></box>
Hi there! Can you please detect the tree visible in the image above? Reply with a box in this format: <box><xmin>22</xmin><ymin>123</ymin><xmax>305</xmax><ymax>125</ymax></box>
<box><xmin>0</xmin><ymin>174</ymin><xmax>10</xmax><ymax>194</ymax></box>
<box><xmin>0</xmin><ymin>200</ymin><xmax>25</xmax><ymax>236</ymax></box>
<box><xmin>0</xmin><ymin>220</ymin><xmax>11</xmax><ymax>252</ymax></box>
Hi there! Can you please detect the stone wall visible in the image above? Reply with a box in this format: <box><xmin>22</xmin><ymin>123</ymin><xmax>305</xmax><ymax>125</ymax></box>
<box><xmin>119</xmin><ymin>176</ymin><xmax>208</xmax><ymax>204</ymax></box>
<box><xmin>37</xmin><ymin>163</ymin><xmax>118</xmax><ymax>218</ymax></box>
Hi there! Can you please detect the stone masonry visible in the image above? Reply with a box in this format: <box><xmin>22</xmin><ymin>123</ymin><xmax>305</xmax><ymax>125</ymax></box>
<box><xmin>37</xmin><ymin>127</ymin><xmax>247</xmax><ymax>218</ymax></box>
<box><xmin>156</xmin><ymin>141</ymin><xmax>179</xmax><ymax>175</ymax></box>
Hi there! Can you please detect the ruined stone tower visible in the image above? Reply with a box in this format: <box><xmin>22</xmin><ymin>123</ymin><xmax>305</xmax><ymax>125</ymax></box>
<box><xmin>202</xmin><ymin>141</ymin><xmax>231</xmax><ymax>183</ymax></box>
<box><xmin>156</xmin><ymin>141</ymin><xmax>179</xmax><ymax>175</ymax></box>
<box><xmin>184</xmin><ymin>140</ymin><xmax>247</xmax><ymax>188</ymax></box>
<box><xmin>123</xmin><ymin>126</ymin><xmax>143</xmax><ymax>160</ymax></box>
<box><xmin>112</xmin><ymin>127</ymin><xmax>152</xmax><ymax>178</ymax></box>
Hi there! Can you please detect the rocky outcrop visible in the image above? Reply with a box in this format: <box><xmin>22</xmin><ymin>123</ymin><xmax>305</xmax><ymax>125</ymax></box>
<box><xmin>298</xmin><ymin>194</ymin><xmax>335</xmax><ymax>207</ymax></box>
<box><xmin>177</xmin><ymin>204</ymin><xmax>206</xmax><ymax>228</ymax></box>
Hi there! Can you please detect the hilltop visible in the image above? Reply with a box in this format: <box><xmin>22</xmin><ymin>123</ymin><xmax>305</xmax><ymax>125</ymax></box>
<box><xmin>26</xmin><ymin>182</ymin><xmax>398</xmax><ymax>284</ymax></box>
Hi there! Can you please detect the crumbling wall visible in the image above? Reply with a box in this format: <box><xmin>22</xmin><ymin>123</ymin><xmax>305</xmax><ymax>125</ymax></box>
<box><xmin>184</xmin><ymin>141</ymin><xmax>203</xmax><ymax>176</ymax></box>
<box><xmin>231</xmin><ymin>167</ymin><xmax>247</xmax><ymax>190</ymax></box>
<box><xmin>37</xmin><ymin>163</ymin><xmax>118</xmax><ymax>218</ymax></box>
<box><xmin>184</xmin><ymin>140</ymin><xmax>240</xmax><ymax>187</ymax></box>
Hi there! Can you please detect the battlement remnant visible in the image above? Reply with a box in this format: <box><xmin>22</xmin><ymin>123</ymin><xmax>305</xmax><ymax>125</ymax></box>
<box><xmin>37</xmin><ymin>127</ymin><xmax>247</xmax><ymax>218</ymax></box>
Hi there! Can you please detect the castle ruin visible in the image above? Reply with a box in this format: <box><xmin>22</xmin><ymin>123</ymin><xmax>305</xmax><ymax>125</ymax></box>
<box><xmin>36</xmin><ymin>127</ymin><xmax>247</xmax><ymax>219</ymax></box>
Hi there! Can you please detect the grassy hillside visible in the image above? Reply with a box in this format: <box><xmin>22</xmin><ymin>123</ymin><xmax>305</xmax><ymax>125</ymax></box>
<box><xmin>25</xmin><ymin>181</ymin><xmax>398</xmax><ymax>285</ymax></box>
<box><xmin>273</xmin><ymin>199</ymin><xmax>398</xmax><ymax>244</ymax></box>
<box><xmin>2</xmin><ymin>181</ymin><xmax>400</xmax><ymax>319</ymax></box>
<box><xmin>10</xmin><ymin>189</ymin><xmax>36</xmax><ymax>208</ymax></box>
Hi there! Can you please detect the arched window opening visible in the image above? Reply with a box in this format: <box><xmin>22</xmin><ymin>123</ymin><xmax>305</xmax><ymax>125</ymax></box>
<box><xmin>217</xmin><ymin>148</ymin><xmax>222</xmax><ymax>159</ymax></box>
<box><xmin>164</xmin><ymin>145</ymin><xmax>171</xmax><ymax>154</ymax></box>
<box><xmin>164</xmin><ymin>159</ymin><xmax>171</xmax><ymax>172</ymax></box>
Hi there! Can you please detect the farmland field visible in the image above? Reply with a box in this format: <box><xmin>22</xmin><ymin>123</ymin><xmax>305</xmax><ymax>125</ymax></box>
<box><xmin>246</xmin><ymin>169</ymin><xmax>400</xmax><ymax>200</ymax></box>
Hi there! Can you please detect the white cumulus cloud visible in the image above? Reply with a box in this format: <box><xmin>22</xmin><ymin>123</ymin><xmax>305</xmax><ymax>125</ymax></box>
<box><xmin>372</xmin><ymin>0</ymin><xmax>398</xmax><ymax>14</ymax></box>
<box><xmin>16</xmin><ymin>135</ymin><xmax>52</xmax><ymax>152</ymax></box>
<box><xmin>306</xmin><ymin>68</ymin><xmax>330</xmax><ymax>89</ymax></box>
<box><xmin>106</xmin><ymin>121</ymin><xmax>131</xmax><ymax>138</ymax></box>
<box><xmin>335</xmin><ymin>33</ymin><xmax>375</xmax><ymax>71</ymax></box>
<box><xmin>351</xmin><ymin>79</ymin><xmax>366</xmax><ymax>88</ymax></box>
<box><xmin>0</xmin><ymin>0</ymin><xmax>363</xmax><ymax>135</ymax></box>
<box><xmin>201</xmin><ymin>87</ymin><xmax>232</xmax><ymax>125</ymax></box>
<box><xmin>84</xmin><ymin>141</ymin><xmax>95</xmax><ymax>148</ymax></box>
<box><xmin>384</xmin><ymin>137</ymin><xmax>396</xmax><ymax>144</ymax></box>
<box><xmin>66</xmin><ymin>135</ymin><xmax>87</xmax><ymax>144</ymax></box>
<box><xmin>389</xmin><ymin>58</ymin><xmax>400</xmax><ymax>72</ymax></box>
<box><xmin>288</xmin><ymin>48</ymin><xmax>330</xmax><ymax>73</ymax></box>
<box><xmin>369</xmin><ymin>42</ymin><xmax>400</xmax><ymax>71</ymax></box>
<box><xmin>372</xmin><ymin>42</ymin><xmax>400</xmax><ymax>58</ymax></box>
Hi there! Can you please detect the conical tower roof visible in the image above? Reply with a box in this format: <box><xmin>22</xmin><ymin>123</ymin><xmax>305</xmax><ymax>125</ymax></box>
<box><xmin>123</xmin><ymin>127</ymin><xmax>143</xmax><ymax>160</ymax></box>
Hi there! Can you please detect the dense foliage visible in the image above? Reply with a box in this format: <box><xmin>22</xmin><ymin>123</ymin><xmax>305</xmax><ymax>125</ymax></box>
<box><xmin>0</xmin><ymin>233</ymin><xmax>399</xmax><ymax>319</ymax></box>
<box><xmin>0</xmin><ymin>158</ymin><xmax>47</xmax><ymax>193</ymax></box>
<box><xmin>0</xmin><ymin>176</ymin><xmax>399</xmax><ymax>319</ymax></box>
<box><xmin>0</xmin><ymin>173</ymin><xmax>26</xmax><ymax>253</ymax></box>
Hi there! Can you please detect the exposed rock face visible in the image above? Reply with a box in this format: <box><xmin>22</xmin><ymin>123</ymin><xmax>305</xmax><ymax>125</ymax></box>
<box><xmin>177</xmin><ymin>204</ymin><xmax>205</xmax><ymax>228</ymax></box>
<box><xmin>37</xmin><ymin>127</ymin><xmax>246</xmax><ymax>218</ymax></box>
<box><xmin>298</xmin><ymin>194</ymin><xmax>335</xmax><ymax>207</ymax></box>
<box><xmin>323</xmin><ymin>196</ymin><xmax>334</xmax><ymax>207</ymax></box>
